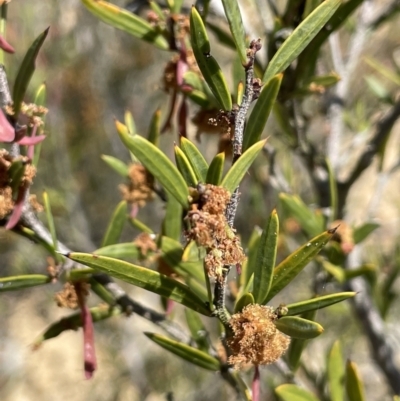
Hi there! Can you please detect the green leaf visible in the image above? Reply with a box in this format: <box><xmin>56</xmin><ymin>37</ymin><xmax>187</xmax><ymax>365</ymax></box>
<box><xmin>129</xmin><ymin>217</ymin><xmax>154</xmax><ymax>234</ymax></box>
<box><xmin>240</xmin><ymin>227</ymin><xmax>261</xmax><ymax>289</ymax></box>
<box><xmin>13</xmin><ymin>27</ymin><xmax>49</xmax><ymax>117</ymax></box>
<box><xmin>145</xmin><ymin>332</ymin><xmax>220</xmax><ymax>370</ymax></box>
<box><xmin>182</xmin><ymin>240</ymin><xmax>205</xmax><ymax>262</ymax></box>
<box><xmin>190</xmin><ymin>6</ymin><xmax>232</xmax><ymax>111</ymax></box>
<box><xmin>32</xmin><ymin>83</ymin><xmax>47</xmax><ymax>167</ymax></box>
<box><xmin>275</xmin><ymin>316</ymin><xmax>324</xmax><ymax>339</ymax></box>
<box><xmin>175</xmin><ymin>145</ymin><xmax>198</xmax><ymax>186</ymax></box>
<box><xmin>34</xmin><ymin>305</ymin><xmax>121</xmax><ymax>347</ymax></box>
<box><xmin>101</xmin><ymin>200</ymin><xmax>128</xmax><ymax>247</ymax></box>
<box><xmin>116</xmin><ymin>121</ymin><xmax>189</xmax><ymax>208</ymax></box>
<box><xmin>221</xmin><ymin>0</ymin><xmax>247</xmax><ymax>64</ymax></box>
<box><xmin>275</xmin><ymin>384</ymin><xmax>320</xmax><ymax>401</ymax></box>
<box><xmin>101</xmin><ymin>155</ymin><xmax>129</xmax><ymax>177</ymax></box>
<box><xmin>346</xmin><ymin>360</ymin><xmax>366</xmax><ymax>401</ymax></box>
<box><xmin>8</xmin><ymin>159</ymin><xmax>26</xmax><ymax>196</ymax></box>
<box><xmin>221</xmin><ymin>139</ymin><xmax>266</xmax><ymax>193</ymax></box>
<box><xmin>0</xmin><ymin>274</ymin><xmax>51</xmax><ymax>292</ymax></box>
<box><xmin>162</xmin><ymin>193</ymin><xmax>183</xmax><ymax>242</ymax></box>
<box><xmin>285</xmin><ymin>292</ymin><xmax>355</xmax><ymax>316</ymax></box>
<box><xmin>252</xmin><ymin>209</ymin><xmax>279</xmax><ymax>304</ymax></box>
<box><xmin>326</xmin><ymin>158</ymin><xmax>338</xmax><ymax>223</ymax></box>
<box><xmin>243</xmin><ymin>74</ymin><xmax>282</xmax><ymax>151</ymax></box>
<box><xmin>287</xmin><ymin>310</ymin><xmax>316</xmax><ymax>371</ymax></box>
<box><xmin>206</xmin><ymin>152</ymin><xmax>225</xmax><ymax>185</ymax></box>
<box><xmin>173</xmin><ymin>0</ymin><xmax>184</xmax><ymax>13</ymax></box>
<box><xmin>265</xmin><ymin>229</ymin><xmax>335</xmax><ymax>302</ymax></box>
<box><xmin>206</xmin><ymin>20</ymin><xmax>236</xmax><ymax>50</ymax></box>
<box><xmin>43</xmin><ymin>191</ymin><xmax>59</xmax><ymax>259</ymax></box>
<box><xmin>124</xmin><ymin>110</ymin><xmax>137</xmax><ymax>135</ymax></box>
<box><xmin>147</xmin><ymin>108</ymin><xmax>161</xmax><ymax>146</ymax></box>
<box><xmin>161</xmin><ymin>236</ymin><xmax>205</xmax><ymax>284</ymax></box>
<box><xmin>66</xmin><ymin>252</ymin><xmax>211</xmax><ymax>316</ymax></box>
<box><xmin>234</xmin><ymin>292</ymin><xmax>255</xmax><ymax>313</ymax></box>
<box><xmin>327</xmin><ymin>341</ymin><xmax>345</xmax><ymax>401</ymax></box>
<box><xmin>273</xmin><ymin>101</ymin><xmax>298</xmax><ymax>146</ymax></box>
<box><xmin>81</xmin><ymin>0</ymin><xmax>169</xmax><ymax>50</ymax></box>
<box><xmin>94</xmin><ymin>243</ymin><xmax>141</xmax><ymax>259</ymax></box>
<box><xmin>279</xmin><ymin>193</ymin><xmax>325</xmax><ymax>237</ymax></box>
<box><xmin>184</xmin><ymin>308</ymin><xmax>210</xmax><ymax>352</ymax></box>
<box><xmin>262</xmin><ymin>0</ymin><xmax>341</xmax><ymax>83</ymax></box>
<box><xmin>365</xmin><ymin>57</ymin><xmax>400</xmax><ymax>87</ymax></box>
<box><xmin>149</xmin><ymin>1</ymin><xmax>166</xmax><ymax>21</ymax></box>
<box><xmin>353</xmin><ymin>222</ymin><xmax>379</xmax><ymax>244</ymax></box>
<box><xmin>180</xmin><ymin>137</ymin><xmax>209</xmax><ymax>182</ymax></box>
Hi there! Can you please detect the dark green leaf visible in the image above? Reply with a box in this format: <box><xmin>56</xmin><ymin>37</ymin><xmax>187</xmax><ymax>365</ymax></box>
<box><xmin>81</xmin><ymin>0</ymin><xmax>169</xmax><ymax>50</ymax></box>
<box><xmin>275</xmin><ymin>316</ymin><xmax>324</xmax><ymax>339</ymax></box>
<box><xmin>265</xmin><ymin>229</ymin><xmax>334</xmax><ymax>302</ymax></box>
<box><xmin>13</xmin><ymin>27</ymin><xmax>49</xmax><ymax>117</ymax></box>
<box><xmin>190</xmin><ymin>6</ymin><xmax>232</xmax><ymax>110</ymax></box>
<box><xmin>252</xmin><ymin>209</ymin><xmax>279</xmax><ymax>304</ymax></box>
<box><xmin>240</xmin><ymin>227</ymin><xmax>261</xmax><ymax>289</ymax></box>
<box><xmin>101</xmin><ymin>200</ymin><xmax>128</xmax><ymax>247</ymax></box>
<box><xmin>0</xmin><ymin>274</ymin><xmax>51</xmax><ymax>292</ymax></box>
<box><xmin>243</xmin><ymin>74</ymin><xmax>282</xmax><ymax>151</ymax></box>
<box><xmin>262</xmin><ymin>0</ymin><xmax>341</xmax><ymax>84</ymax></box>
<box><xmin>206</xmin><ymin>152</ymin><xmax>225</xmax><ymax>185</ymax></box>
<box><xmin>221</xmin><ymin>139</ymin><xmax>266</xmax><ymax>193</ymax></box>
<box><xmin>8</xmin><ymin>159</ymin><xmax>26</xmax><ymax>196</ymax></box>
<box><xmin>285</xmin><ymin>292</ymin><xmax>355</xmax><ymax>316</ymax></box>
<box><xmin>66</xmin><ymin>252</ymin><xmax>211</xmax><ymax>315</ymax></box>
<box><xmin>234</xmin><ymin>292</ymin><xmax>255</xmax><ymax>313</ymax></box>
<box><xmin>184</xmin><ymin>308</ymin><xmax>210</xmax><ymax>352</ymax></box>
<box><xmin>162</xmin><ymin>193</ymin><xmax>183</xmax><ymax>242</ymax></box>
<box><xmin>145</xmin><ymin>332</ymin><xmax>220</xmax><ymax>370</ymax></box>
<box><xmin>116</xmin><ymin>121</ymin><xmax>189</xmax><ymax>208</ymax></box>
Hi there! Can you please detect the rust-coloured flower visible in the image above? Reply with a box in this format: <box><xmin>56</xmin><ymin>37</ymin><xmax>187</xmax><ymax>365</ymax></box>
<box><xmin>133</xmin><ymin>232</ymin><xmax>157</xmax><ymax>258</ymax></box>
<box><xmin>227</xmin><ymin>304</ymin><xmax>290</xmax><ymax>369</ymax></box>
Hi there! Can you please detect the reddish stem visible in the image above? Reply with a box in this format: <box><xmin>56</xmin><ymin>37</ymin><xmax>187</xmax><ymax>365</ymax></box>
<box><xmin>252</xmin><ymin>365</ymin><xmax>260</xmax><ymax>401</ymax></box>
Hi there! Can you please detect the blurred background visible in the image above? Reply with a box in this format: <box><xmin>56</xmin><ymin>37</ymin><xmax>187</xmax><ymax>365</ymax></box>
<box><xmin>1</xmin><ymin>0</ymin><xmax>400</xmax><ymax>400</ymax></box>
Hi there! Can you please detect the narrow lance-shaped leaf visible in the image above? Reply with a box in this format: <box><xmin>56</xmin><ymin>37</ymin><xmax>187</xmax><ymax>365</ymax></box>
<box><xmin>221</xmin><ymin>139</ymin><xmax>266</xmax><ymax>193</ymax></box>
<box><xmin>145</xmin><ymin>332</ymin><xmax>220</xmax><ymax>371</ymax></box>
<box><xmin>0</xmin><ymin>274</ymin><xmax>51</xmax><ymax>292</ymax></box>
<box><xmin>66</xmin><ymin>252</ymin><xmax>210</xmax><ymax>316</ymax></box>
<box><xmin>116</xmin><ymin>121</ymin><xmax>189</xmax><ymax>208</ymax></box>
<box><xmin>190</xmin><ymin>6</ymin><xmax>232</xmax><ymax>111</ymax></box>
<box><xmin>327</xmin><ymin>340</ymin><xmax>345</xmax><ymax>401</ymax></box>
<box><xmin>240</xmin><ymin>227</ymin><xmax>261</xmax><ymax>289</ymax></box>
<box><xmin>43</xmin><ymin>191</ymin><xmax>59</xmax><ymax>256</ymax></box>
<box><xmin>101</xmin><ymin>200</ymin><xmax>127</xmax><ymax>247</ymax></box>
<box><xmin>234</xmin><ymin>292</ymin><xmax>255</xmax><ymax>313</ymax></box>
<box><xmin>184</xmin><ymin>308</ymin><xmax>210</xmax><ymax>352</ymax></box>
<box><xmin>252</xmin><ymin>209</ymin><xmax>279</xmax><ymax>304</ymax></box>
<box><xmin>13</xmin><ymin>27</ymin><xmax>49</xmax><ymax>117</ymax></box>
<box><xmin>265</xmin><ymin>228</ymin><xmax>335</xmax><ymax>302</ymax></box>
<box><xmin>162</xmin><ymin>192</ymin><xmax>183</xmax><ymax>242</ymax></box>
<box><xmin>346</xmin><ymin>360</ymin><xmax>366</xmax><ymax>401</ymax></box>
<box><xmin>129</xmin><ymin>217</ymin><xmax>154</xmax><ymax>234</ymax></box>
<box><xmin>262</xmin><ymin>0</ymin><xmax>341</xmax><ymax>84</ymax></box>
<box><xmin>243</xmin><ymin>74</ymin><xmax>282</xmax><ymax>151</ymax></box>
<box><xmin>81</xmin><ymin>0</ymin><xmax>169</xmax><ymax>50</ymax></box>
<box><xmin>275</xmin><ymin>384</ymin><xmax>320</xmax><ymax>401</ymax></box>
<box><xmin>101</xmin><ymin>155</ymin><xmax>129</xmax><ymax>177</ymax></box>
<box><xmin>221</xmin><ymin>0</ymin><xmax>247</xmax><ymax>64</ymax></box>
<box><xmin>175</xmin><ymin>145</ymin><xmax>198</xmax><ymax>187</ymax></box>
<box><xmin>206</xmin><ymin>152</ymin><xmax>225</xmax><ymax>185</ymax></box>
<box><xmin>94</xmin><ymin>243</ymin><xmax>141</xmax><ymax>260</ymax></box>
<box><xmin>180</xmin><ymin>136</ymin><xmax>209</xmax><ymax>182</ymax></box>
<box><xmin>275</xmin><ymin>316</ymin><xmax>324</xmax><ymax>339</ymax></box>
<box><xmin>147</xmin><ymin>108</ymin><xmax>161</xmax><ymax>146</ymax></box>
<box><xmin>32</xmin><ymin>83</ymin><xmax>47</xmax><ymax>167</ymax></box>
<box><xmin>285</xmin><ymin>292</ymin><xmax>356</xmax><ymax>316</ymax></box>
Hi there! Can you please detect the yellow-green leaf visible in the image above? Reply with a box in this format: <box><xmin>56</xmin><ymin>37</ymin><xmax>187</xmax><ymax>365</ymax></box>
<box><xmin>275</xmin><ymin>384</ymin><xmax>320</xmax><ymax>401</ymax></box>
<box><xmin>101</xmin><ymin>155</ymin><xmax>129</xmax><ymax>177</ymax></box>
<box><xmin>0</xmin><ymin>274</ymin><xmax>51</xmax><ymax>292</ymax></box>
<box><xmin>285</xmin><ymin>292</ymin><xmax>356</xmax><ymax>316</ymax></box>
<box><xmin>175</xmin><ymin>145</ymin><xmax>198</xmax><ymax>186</ymax></box>
<box><xmin>275</xmin><ymin>316</ymin><xmax>323</xmax><ymax>339</ymax></box>
<box><xmin>243</xmin><ymin>74</ymin><xmax>282</xmax><ymax>151</ymax></box>
<box><xmin>145</xmin><ymin>332</ymin><xmax>220</xmax><ymax>371</ymax></box>
<box><xmin>206</xmin><ymin>152</ymin><xmax>225</xmax><ymax>185</ymax></box>
<box><xmin>101</xmin><ymin>200</ymin><xmax>128</xmax><ymax>247</ymax></box>
<box><xmin>221</xmin><ymin>139</ymin><xmax>266</xmax><ymax>193</ymax></box>
<box><xmin>81</xmin><ymin>0</ymin><xmax>169</xmax><ymax>50</ymax></box>
<box><xmin>116</xmin><ymin>121</ymin><xmax>189</xmax><ymax>208</ymax></box>
<box><xmin>66</xmin><ymin>252</ymin><xmax>211</xmax><ymax>316</ymax></box>
<box><xmin>252</xmin><ymin>209</ymin><xmax>279</xmax><ymax>304</ymax></box>
<box><xmin>147</xmin><ymin>108</ymin><xmax>161</xmax><ymax>146</ymax></box>
<box><xmin>180</xmin><ymin>137</ymin><xmax>208</xmax><ymax>183</ymax></box>
<box><xmin>190</xmin><ymin>6</ymin><xmax>232</xmax><ymax>110</ymax></box>
<box><xmin>265</xmin><ymin>229</ymin><xmax>335</xmax><ymax>302</ymax></box>
<box><xmin>346</xmin><ymin>360</ymin><xmax>366</xmax><ymax>401</ymax></box>
<box><xmin>262</xmin><ymin>0</ymin><xmax>341</xmax><ymax>83</ymax></box>
<box><xmin>328</xmin><ymin>341</ymin><xmax>345</xmax><ymax>401</ymax></box>
<box><xmin>234</xmin><ymin>292</ymin><xmax>255</xmax><ymax>313</ymax></box>
<box><xmin>94</xmin><ymin>243</ymin><xmax>141</xmax><ymax>259</ymax></box>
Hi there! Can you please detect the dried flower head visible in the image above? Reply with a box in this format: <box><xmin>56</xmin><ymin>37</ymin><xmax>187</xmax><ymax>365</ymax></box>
<box><xmin>119</xmin><ymin>163</ymin><xmax>154</xmax><ymax>207</ymax></box>
<box><xmin>133</xmin><ymin>232</ymin><xmax>157</xmax><ymax>258</ymax></box>
<box><xmin>185</xmin><ymin>184</ymin><xmax>245</xmax><ymax>280</ymax></box>
<box><xmin>227</xmin><ymin>304</ymin><xmax>290</xmax><ymax>369</ymax></box>
<box><xmin>55</xmin><ymin>282</ymin><xmax>79</xmax><ymax>309</ymax></box>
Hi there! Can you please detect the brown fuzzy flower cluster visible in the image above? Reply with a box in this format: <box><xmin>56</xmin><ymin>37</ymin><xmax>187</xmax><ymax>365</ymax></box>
<box><xmin>185</xmin><ymin>184</ymin><xmax>245</xmax><ymax>279</ymax></box>
<box><xmin>133</xmin><ymin>232</ymin><xmax>157</xmax><ymax>258</ymax></box>
<box><xmin>119</xmin><ymin>164</ymin><xmax>154</xmax><ymax>207</ymax></box>
<box><xmin>55</xmin><ymin>282</ymin><xmax>90</xmax><ymax>309</ymax></box>
<box><xmin>227</xmin><ymin>304</ymin><xmax>290</xmax><ymax>369</ymax></box>
<box><xmin>0</xmin><ymin>150</ymin><xmax>37</xmax><ymax>219</ymax></box>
